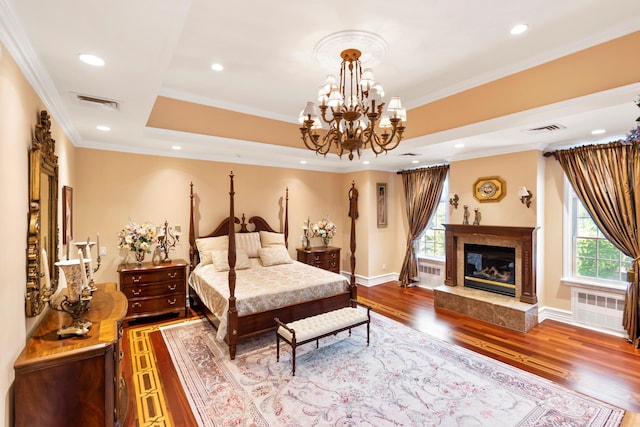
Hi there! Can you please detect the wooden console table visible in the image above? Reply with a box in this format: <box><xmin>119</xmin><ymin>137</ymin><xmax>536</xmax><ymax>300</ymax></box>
<box><xmin>14</xmin><ymin>282</ymin><xmax>128</xmax><ymax>427</ymax></box>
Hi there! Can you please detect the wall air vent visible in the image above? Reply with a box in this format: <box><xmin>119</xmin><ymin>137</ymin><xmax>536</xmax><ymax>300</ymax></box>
<box><xmin>73</xmin><ymin>93</ymin><xmax>119</xmax><ymax>111</ymax></box>
<box><xmin>524</xmin><ymin>123</ymin><xmax>566</xmax><ymax>134</ymax></box>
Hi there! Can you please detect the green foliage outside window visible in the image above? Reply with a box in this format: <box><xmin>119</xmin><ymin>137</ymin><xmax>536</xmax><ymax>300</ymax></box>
<box><xmin>574</xmin><ymin>201</ymin><xmax>631</xmax><ymax>282</ymax></box>
<box><xmin>416</xmin><ymin>199</ymin><xmax>446</xmax><ymax>258</ymax></box>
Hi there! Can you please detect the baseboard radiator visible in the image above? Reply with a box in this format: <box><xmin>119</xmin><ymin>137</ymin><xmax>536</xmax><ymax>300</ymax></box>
<box><xmin>418</xmin><ymin>259</ymin><xmax>445</xmax><ymax>287</ymax></box>
<box><xmin>571</xmin><ymin>287</ymin><xmax>625</xmax><ymax>333</ymax></box>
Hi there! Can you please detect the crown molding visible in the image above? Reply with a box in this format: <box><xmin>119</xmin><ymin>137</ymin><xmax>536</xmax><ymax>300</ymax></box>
<box><xmin>0</xmin><ymin>0</ymin><xmax>81</xmax><ymax>144</ymax></box>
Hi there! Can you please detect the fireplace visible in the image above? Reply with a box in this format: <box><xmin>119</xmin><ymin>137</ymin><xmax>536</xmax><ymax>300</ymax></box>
<box><xmin>443</xmin><ymin>224</ymin><xmax>537</xmax><ymax>304</ymax></box>
<box><xmin>464</xmin><ymin>244</ymin><xmax>516</xmax><ymax>297</ymax></box>
<box><xmin>433</xmin><ymin>224</ymin><xmax>539</xmax><ymax>333</ymax></box>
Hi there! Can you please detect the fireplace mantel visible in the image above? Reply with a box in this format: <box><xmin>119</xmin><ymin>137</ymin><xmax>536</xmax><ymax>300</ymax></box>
<box><xmin>444</xmin><ymin>224</ymin><xmax>538</xmax><ymax>304</ymax></box>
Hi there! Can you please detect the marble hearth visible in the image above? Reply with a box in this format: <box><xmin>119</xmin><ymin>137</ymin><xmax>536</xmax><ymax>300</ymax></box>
<box><xmin>434</xmin><ymin>224</ymin><xmax>539</xmax><ymax>333</ymax></box>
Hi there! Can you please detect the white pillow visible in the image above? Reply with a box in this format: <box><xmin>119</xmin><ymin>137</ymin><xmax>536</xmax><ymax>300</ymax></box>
<box><xmin>211</xmin><ymin>249</ymin><xmax>251</xmax><ymax>272</ymax></box>
<box><xmin>260</xmin><ymin>230</ymin><xmax>286</xmax><ymax>247</ymax></box>
<box><xmin>235</xmin><ymin>232</ymin><xmax>261</xmax><ymax>258</ymax></box>
<box><xmin>258</xmin><ymin>246</ymin><xmax>293</xmax><ymax>267</ymax></box>
<box><xmin>195</xmin><ymin>235</ymin><xmax>229</xmax><ymax>265</ymax></box>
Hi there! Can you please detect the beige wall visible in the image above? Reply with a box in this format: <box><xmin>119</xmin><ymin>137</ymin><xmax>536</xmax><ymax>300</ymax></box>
<box><xmin>74</xmin><ymin>150</ymin><xmax>401</xmax><ymax>285</ymax></box>
<box><xmin>449</xmin><ymin>151</ymin><xmax>539</xmax><ymax>227</ymax></box>
<box><xmin>0</xmin><ymin>43</ymin><xmax>75</xmax><ymax>426</ymax></box>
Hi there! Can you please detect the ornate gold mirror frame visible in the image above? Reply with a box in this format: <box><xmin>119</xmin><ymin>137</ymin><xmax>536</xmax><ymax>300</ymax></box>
<box><xmin>26</xmin><ymin>111</ymin><xmax>59</xmax><ymax>316</ymax></box>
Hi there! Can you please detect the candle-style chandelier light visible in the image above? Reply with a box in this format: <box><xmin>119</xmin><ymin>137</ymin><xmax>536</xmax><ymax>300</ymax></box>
<box><xmin>299</xmin><ymin>48</ymin><xmax>406</xmax><ymax>161</ymax></box>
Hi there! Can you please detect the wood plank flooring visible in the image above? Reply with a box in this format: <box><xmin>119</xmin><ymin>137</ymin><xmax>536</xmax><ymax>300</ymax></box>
<box><xmin>122</xmin><ymin>282</ymin><xmax>640</xmax><ymax>426</ymax></box>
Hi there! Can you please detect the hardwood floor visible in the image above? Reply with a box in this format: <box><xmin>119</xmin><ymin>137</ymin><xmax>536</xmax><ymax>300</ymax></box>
<box><xmin>122</xmin><ymin>282</ymin><xmax>640</xmax><ymax>426</ymax></box>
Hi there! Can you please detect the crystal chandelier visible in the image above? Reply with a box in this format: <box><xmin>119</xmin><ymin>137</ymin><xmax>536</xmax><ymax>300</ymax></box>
<box><xmin>299</xmin><ymin>48</ymin><xmax>406</xmax><ymax>161</ymax></box>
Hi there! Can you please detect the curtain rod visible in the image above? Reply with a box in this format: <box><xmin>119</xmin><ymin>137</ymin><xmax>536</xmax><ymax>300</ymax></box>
<box><xmin>396</xmin><ymin>163</ymin><xmax>449</xmax><ymax>175</ymax></box>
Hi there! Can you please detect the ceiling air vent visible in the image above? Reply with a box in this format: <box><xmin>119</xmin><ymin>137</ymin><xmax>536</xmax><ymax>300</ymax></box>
<box><xmin>398</xmin><ymin>152</ymin><xmax>420</xmax><ymax>156</ymax></box>
<box><xmin>524</xmin><ymin>123</ymin><xmax>566</xmax><ymax>134</ymax></box>
<box><xmin>73</xmin><ymin>93</ymin><xmax>119</xmax><ymax>111</ymax></box>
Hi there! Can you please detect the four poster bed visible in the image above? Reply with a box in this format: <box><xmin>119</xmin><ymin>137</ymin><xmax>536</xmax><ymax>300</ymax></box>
<box><xmin>188</xmin><ymin>173</ymin><xmax>359</xmax><ymax>359</ymax></box>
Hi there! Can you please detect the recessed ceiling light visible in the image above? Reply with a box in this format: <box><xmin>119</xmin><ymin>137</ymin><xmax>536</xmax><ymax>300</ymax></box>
<box><xmin>300</xmin><ymin>160</ymin><xmax>307</xmax><ymax>164</ymax></box>
<box><xmin>454</xmin><ymin>143</ymin><xmax>465</xmax><ymax>148</ymax></box>
<box><xmin>171</xmin><ymin>145</ymin><xmax>182</xmax><ymax>150</ymax></box>
<box><xmin>591</xmin><ymin>129</ymin><xmax>606</xmax><ymax>135</ymax></box>
<box><xmin>96</xmin><ymin>125</ymin><xmax>110</xmax><ymax>131</ymax></box>
<box><xmin>510</xmin><ymin>24</ymin><xmax>528</xmax><ymax>35</ymax></box>
<box><xmin>78</xmin><ymin>53</ymin><xmax>105</xmax><ymax>66</ymax></box>
<box><xmin>362</xmin><ymin>160</ymin><xmax>370</xmax><ymax>165</ymax></box>
<box><xmin>211</xmin><ymin>63</ymin><xmax>224</xmax><ymax>72</ymax></box>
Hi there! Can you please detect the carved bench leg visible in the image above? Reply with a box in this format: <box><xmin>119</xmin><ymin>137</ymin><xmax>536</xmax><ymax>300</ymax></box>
<box><xmin>291</xmin><ymin>339</ymin><xmax>296</xmax><ymax>376</ymax></box>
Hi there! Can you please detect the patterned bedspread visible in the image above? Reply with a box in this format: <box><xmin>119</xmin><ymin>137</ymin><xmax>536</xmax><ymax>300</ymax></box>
<box><xmin>189</xmin><ymin>259</ymin><xmax>349</xmax><ymax>341</ymax></box>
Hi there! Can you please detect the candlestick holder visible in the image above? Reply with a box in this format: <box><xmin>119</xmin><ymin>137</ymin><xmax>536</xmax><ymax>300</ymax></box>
<box><xmin>45</xmin><ymin>258</ymin><xmax>94</xmax><ymax>338</ymax></box>
<box><xmin>157</xmin><ymin>220</ymin><xmax>181</xmax><ymax>263</ymax></box>
<box><xmin>73</xmin><ymin>237</ymin><xmax>100</xmax><ymax>290</ymax></box>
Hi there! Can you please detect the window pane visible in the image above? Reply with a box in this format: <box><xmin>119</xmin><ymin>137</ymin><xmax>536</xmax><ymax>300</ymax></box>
<box><xmin>598</xmin><ymin>240</ymin><xmax>619</xmax><ymax>260</ymax></box>
<box><xmin>576</xmin><ymin>256</ymin><xmax>597</xmax><ymax>277</ymax></box>
<box><xmin>597</xmin><ymin>259</ymin><xmax>621</xmax><ymax>281</ymax></box>
<box><xmin>570</xmin><ymin>192</ymin><xmax>629</xmax><ymax>284</ymax></box>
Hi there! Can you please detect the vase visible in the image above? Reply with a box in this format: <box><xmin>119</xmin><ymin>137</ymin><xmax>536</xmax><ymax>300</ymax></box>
<box><xmin>134</xmin><ymin>251</ymin><xmax>146</xmax><ymax>265</ymax></box>
<box><xmin>322</xmin><ymin>237</ymin><xmax>331</xmax><ymax>247</ymax></box>
<box><xmin>55</xmin><ymin>259</ymin><xmax>86</xmax><ymax>302</ymax></box>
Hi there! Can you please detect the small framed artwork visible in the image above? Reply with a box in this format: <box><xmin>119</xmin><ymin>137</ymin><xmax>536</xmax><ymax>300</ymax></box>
<box><xmin>62</xmin><ymin>185</ymin><xmax>73</xmax><ymax>244</ymax></box>
<box><xmin>376</xmin><ymin>183</ymin><xmax>387</xmax><ymax>228</ymax></box>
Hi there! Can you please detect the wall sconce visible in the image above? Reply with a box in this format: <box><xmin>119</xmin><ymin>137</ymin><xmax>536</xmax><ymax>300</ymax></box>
<box><xmin>449</xmin><ymin>193</ymin><xmax>459</xmax><ymax>209</ymax></box>
<box><xmin>518</xmin><ymin>187</ymin><xmax>533</xmax><ymax>208</ymax></box>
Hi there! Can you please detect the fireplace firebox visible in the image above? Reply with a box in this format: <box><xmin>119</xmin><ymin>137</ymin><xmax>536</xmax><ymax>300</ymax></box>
<box><xmin>464</xmin><ymin>244</ymin><xmax>515</xmax><ymax>297</ymax></box>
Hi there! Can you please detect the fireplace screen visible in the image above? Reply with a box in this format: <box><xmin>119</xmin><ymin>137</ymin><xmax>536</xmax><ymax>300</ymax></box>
<box><xmin>464</xmin><ymin>243</ymin><xmax>515</xmax><ymax>297</ymax></box>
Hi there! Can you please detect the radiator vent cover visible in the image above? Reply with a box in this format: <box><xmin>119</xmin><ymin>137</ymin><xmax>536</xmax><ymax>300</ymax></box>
<box><xmin>418</xmin><ymin>259</ymin><xmax>444</xmax><ymax>288</ymax></box>
<box><xmin>571</xmin><ymin>288</ymin><xmax>624</xmax><ymax>333</ymax></box>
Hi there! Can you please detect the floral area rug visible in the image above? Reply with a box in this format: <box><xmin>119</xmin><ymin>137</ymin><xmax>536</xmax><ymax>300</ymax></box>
<box><xmin>160</xmin><ymin>313</ymin><xmax>624</xmax><ymax>427</ymax></box>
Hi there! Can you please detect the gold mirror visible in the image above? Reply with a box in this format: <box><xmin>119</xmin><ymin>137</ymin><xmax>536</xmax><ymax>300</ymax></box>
<box><xmin>26</xmin><ymin>111</ymin><xmax>59</xmax><ymax>317</ymax></box>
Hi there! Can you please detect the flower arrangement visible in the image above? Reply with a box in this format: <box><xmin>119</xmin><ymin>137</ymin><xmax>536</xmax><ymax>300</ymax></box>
<box><xmin>313</xmin><ymin>217</ymin><xmax>337</xmax><ymax>246</ymax></box>
<box><xmin>117</xmin><ymin>220</ymin><xmax>156</xmax><ymax>263</ymax></box>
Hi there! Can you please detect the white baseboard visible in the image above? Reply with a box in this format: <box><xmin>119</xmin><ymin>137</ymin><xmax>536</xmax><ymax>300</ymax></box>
<box><xmin>341</xmin><ymin>271</ymin><xmax>399</xmax><ymax>287</ymax></box>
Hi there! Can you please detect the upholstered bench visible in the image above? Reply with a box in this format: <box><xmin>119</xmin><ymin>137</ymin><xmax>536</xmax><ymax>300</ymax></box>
<box><xmin>275</xmin><ymin>301</ymin><xmax>371</xmax><ymax>375</ymax></box>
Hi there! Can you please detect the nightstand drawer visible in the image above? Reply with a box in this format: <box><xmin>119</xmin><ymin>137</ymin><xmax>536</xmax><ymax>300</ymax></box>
<box><xmin>127</xmin><ymin>294</ymin><xmax>186</xmax><ymax>316</ymax></box>
<box><xmin>121</xmin><ymin>268</ymin><xmax>184</xmax><ymax>287</ymax></box>
<box><xmin>296</xmin><ymin>247</ymin><xmax>340</xmax><ymax>273</ymax></box>
<box><xmin>123</xmin><ymin>281</ymin><xmax>183</xmax><ymax>299</ymax></box>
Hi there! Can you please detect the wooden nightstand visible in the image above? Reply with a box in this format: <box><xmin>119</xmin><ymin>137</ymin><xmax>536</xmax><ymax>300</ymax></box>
<box><xmin>117</xmin><ymin>258</ymin><xmax>187</xmax><ymax>325</ymax></box>
<box><xmin>296</xmin><ymin>246</ymin><xmax>341</xmax><ymax>273</ymax></box>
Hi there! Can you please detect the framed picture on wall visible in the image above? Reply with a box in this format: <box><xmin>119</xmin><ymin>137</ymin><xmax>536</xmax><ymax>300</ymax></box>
<box><xmin>62</xmin><ymin>185</ymin><xmax>73</xmax><ymax>244</ymax></box>
<box><xmin>377</xmin><ymin>183</ymin><xmax>387</xmax><ymax>228</ymax></box>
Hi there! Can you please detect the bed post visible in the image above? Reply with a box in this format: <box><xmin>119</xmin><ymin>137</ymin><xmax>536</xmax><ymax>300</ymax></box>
<box><xmin>284</xmin><ymin>187</ymin><xmax>289</xmax><ymax>248</ymax></box>
<box><xmin>348</xmin><ymin>181</ymin><xmax>358</xmax><ymax>304</ymax></box>
<box><xmin>228</xmin><ymin>172</ymin><xmax>238</xmax><ymax>360</ymax></box>
<box><xmin>189</xmin><ymin>182</ymin><xmax>196</xmax><ymax>270</ymax></box>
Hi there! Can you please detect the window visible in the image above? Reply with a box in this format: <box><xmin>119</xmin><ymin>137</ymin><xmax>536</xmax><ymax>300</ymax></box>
<box><xmin>415</xmin><ymin>181</ymin><xmax>448</xmax><ymax>259</ymax></box>
<box><xmin>567</xmin><ymin>188</ymin><xmax>631</xmax><ymax>285</ymax></box>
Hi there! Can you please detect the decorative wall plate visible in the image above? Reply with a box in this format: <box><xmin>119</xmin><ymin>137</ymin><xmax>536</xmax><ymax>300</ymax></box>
<box><xmin>473</xmin><ymin>176</ymin><xmax>506</xmax><ymax>202</ymax></box>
